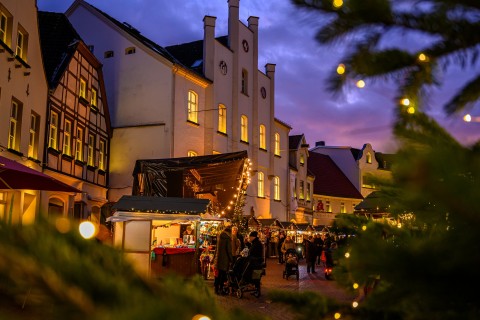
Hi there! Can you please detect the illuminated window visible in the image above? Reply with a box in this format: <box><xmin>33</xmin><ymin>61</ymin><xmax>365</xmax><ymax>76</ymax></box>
<box><xmin>274</xmin><ymin>133</ymin><xmax>280</xmax><ymax>156</ymax></box>
<box><xmin>240</xmin><ymin>115</ymin><xmax>248</xmax><ymax>142</ymax></box>
<box><xmin>75</xmin><ymin>127</ymin><xmax>83</xmax><ymax>161</ymax></box>
<box><xmin>273</xmin><ymin>176</ymin><xmax>280</xmax><ymax>200</ymax></box>
<box><xmin>99</xmin><ymin>140</ymin><xmax>106</xmax><ymax>170</ymax></box>
<box><xmin>187</xmin><ymin>90</ymin><xmax>198</xmax><ymax>123</ymax></box>
<box><xmin>15</xmin><ymin>25</ymin><xmax>28</xmax><ymax>61</ymax></box>
<box><xmin>366</xmin><ymin>152</ymin><xmax>372</xmax><ymax>164</ymax></box>
<box><xmin>63</xmin><ymin>119</ymin><xmax>72</xmax><ymax>155</ymax></box>
<box><xmin>300</xmin><ymin>154</ymin><xmax>305</xmax><ymax>166</ymax></box>
<box><xmin>8</xmin><ymin>100</ymin><xmax>22</xmax><ymax>151</ymax></box>
<box><xmin>87</xmin><ymin>134</ymin><xmax>95</xmax><ymax>166</ymax></box>
<box><xmin>79</xmin><ymin>78</ymin><xmax>86</xmax><ymax>99</ymax></box>
<box><xmin>241</xmin><ymin>69</ymin><xmax>248</xmax><ymax>94</ymax></box>
<box><xmin>294</xmin><ymin>178</ymin><xmax>297</xmax><ymax>198</ymax></box>
<box><xmin>28</xmin><ymin>112</ymin><xmax>39</xmax><ymax>159</ymax></box>
<box><xmin>259</xmin><ymin>124</ymin><xmax>266</xmax><ymax>149</ymax></box>
<box><xmin>257</xmin><ymin>171</ymin><xmax>264</xmax><ymax>197</ymax></box>
<box><xmin>0</xmin><ymin>11</ymin><xmax>8</xmax><ymax>44</ymax></box>
<box><xmin>326</xmin><ymin>201</ymin><xmax>332</xmax><ymax>213</ymax></box>
<box><xmin>49</xmin><ymin>111</ymin><xmax>58</xmax><ymax>149</ymax></box>
<box><xmin>125</xmin><ymin>47</ymin><xmax>136</xmax><ymax>55</ymax></box>
<box><xmin>187</xmin><ymin>151</ymin><xmax>197</xmax><ymax>157</ymax></box>
<box><xmin>340</xmin><ymin>202</ymin><xmax>346</xmax><ymax>213</ymax></box>
<box><xmin>90</xmin><ymin>88</ymin><xmax>97</xmax><ymax>107</ymax></box>
<box><xmin>306</xmin><ymin>183</ymin><xmax>311</xmax><ymax>201</ymax></box>
<box><xmin>299</xmin><ymin>181</ymin><xmax>304</xmax><ymax>200</ymax></box>
<box><xmin>218</xmin><ymin>104</ymin><xmax>226</xmax><ymax>133</ymax></box>
<box><xmin>0</xmin><ymin>191</ymin><xmax>6</xmax><ymax>221</ymax></box>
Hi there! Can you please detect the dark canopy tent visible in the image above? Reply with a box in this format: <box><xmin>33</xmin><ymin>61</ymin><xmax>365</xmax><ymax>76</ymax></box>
<box><xmin>354</xmin><ymin>191</ymin><xmax>391</xmax><ymax>219</ymax></box>
<box><xmin>132</xmin><ymin>151</ymin><xmax>249</xmax><ymax>217</ymax></box>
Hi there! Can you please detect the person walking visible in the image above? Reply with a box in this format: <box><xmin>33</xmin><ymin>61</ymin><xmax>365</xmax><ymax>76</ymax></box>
<box><xmin>305</xmin><ymin>235</ymin><xmax>317</xmax><ymax>273</ymax></box>
<box><xmin>213</xmin><ymin>225</ymin><xmax>233</xmax><ymax>295</ymax></box>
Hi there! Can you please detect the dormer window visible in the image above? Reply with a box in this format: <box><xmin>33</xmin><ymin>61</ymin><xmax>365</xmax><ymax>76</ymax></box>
<box><xmin>300</xmin><ymin>154</ymin><xmax>305</xmax><ymax>166</ymax></box>
<box><xmin>366</xmin><ymin>152</ymin><xmax>372</xmax><ymax>164</ymax></box>
<box><xmin>125</xmin><ymin>47</ymin><xmax>135</xmax><ymax>55</ymax></box>
<box><xmin>104</xmin><ymin>50</ymin><xmax>114</xmax><ymax>58</ymax></box>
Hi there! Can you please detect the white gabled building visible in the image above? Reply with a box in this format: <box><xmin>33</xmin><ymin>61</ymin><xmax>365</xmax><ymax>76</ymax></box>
<box><xmin>0</xmin><ymin>0</ymin><xmax>48</xmax><ymax>224</ymax></box>
<box><xmin>66</xmin><ymin>0</ymin><xmax>291</xmax><ymax>221</ymax></box>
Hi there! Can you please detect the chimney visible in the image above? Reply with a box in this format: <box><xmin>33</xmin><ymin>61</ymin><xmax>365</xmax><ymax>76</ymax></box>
<box><xmin>316</xmin><ymin>141</ymin><xmax>325</xmax><ymax>147</ymax></box>
<box><xmin>203</xmin><ymin>16</ymin><xmax>216</xmax><ymax>79</ymax></box>
<box><xmin>228</xmin><ymin>0</ymin><xmax>240</xmax><ymax>50</ymax></box>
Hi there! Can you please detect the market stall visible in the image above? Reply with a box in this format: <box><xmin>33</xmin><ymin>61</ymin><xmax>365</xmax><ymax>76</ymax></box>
<box><xmin>108</xmin><ymin>195</ymin><xmax>210</xmax><ymax>277</ymax></box>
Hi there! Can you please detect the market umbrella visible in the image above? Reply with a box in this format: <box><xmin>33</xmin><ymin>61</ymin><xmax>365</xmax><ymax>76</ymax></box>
<box><xmin>0</xmin><ymin>156</ymin><xmax>80</xmax><ymax>192</ymax></box>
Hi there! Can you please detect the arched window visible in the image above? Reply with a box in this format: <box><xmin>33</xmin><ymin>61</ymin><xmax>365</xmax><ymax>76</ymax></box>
<box><xmin>218</xmin><ymin>104</ymin><xmax>226</xmax><ymax>133</ymax></box>
<box><xmin>366</xmin><ymin>152</ymin><xmax>372</xmax><ymax>163</ymax></box>
<box><xmin>273</xmin><ymin>176</ymin><xmax>280</xmax><ymax>200</ymax></box>
<box><xmin>257</xmin><ymin>171</ymin><xmax>264</xmax><ymax>197</ymax></box>
<box><xmin>187</xmin><ymin>90</ymin><xmax>198</xmax><ymax>123</ymax></box>
<box><xmin>241</xmin><ymin>69</ymin><xmax>248</xmax><ymax>94</ymax></box>
<box><xmin>259</xmin><ymin>124</ymin><xmax>266</xmax><ymax>149</ymax></box>
<box><xmin>187</xmin><ymin>151</ymin><xmax>197</xmax><ymax>157</ymax></box>
<box><xmin>240</xmin><ymin>115</ymin><xmax>248</xmax><ymax>142</ymax></box>
<box><xmin>274</xmin><ymin>133</ymin><xmax>280</xmax><ymax>156</ymax></box>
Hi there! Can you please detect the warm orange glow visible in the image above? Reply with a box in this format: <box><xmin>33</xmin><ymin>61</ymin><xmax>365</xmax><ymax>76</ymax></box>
<box><xmin>407</xmin><ymin>106</ymin><xmax>415</xmax><ymax>114</ymax></box>
<box><xmin>333</xmin><ymin>0</ymin><xmax>343</xmax><ymax>8</ymax></box>
<box><xmin>356</xmin><ymin>80</ymin><xmax>365</xmax><ymax>88</ymax></box>
<box><xmin>337</xmin><ymin>63</ymin><xmax>345</xmax><ymax>75</ymax></box>
<box><xmin>418</xmin><ymin>53</ymin><xmax>428</xmax><ymax>62</ymax></box>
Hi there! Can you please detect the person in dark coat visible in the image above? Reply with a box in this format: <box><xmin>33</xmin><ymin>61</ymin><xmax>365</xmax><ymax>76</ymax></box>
<box><xmin>277</xmin><ymin>232</ymin><xmax>285</xmax><ymax>264</ymax></box>
<box><xmin>305</xmin><ymin>235</ymin><xmax>317</xmax><ymax>273</ymax></box>
<box><xmin>314</xmin><ymin>233</ymin><xmax>324</xmax><ymax>266</ymax></box>
<box><xmin>213</xmin><ymin>226</ymin><xmax>233</xmax><ymax>294</ymax></box>
<box><xmin>246</xmin><ymin>231</ymin><xmax>264</xmax><ymax>291</ymax></box>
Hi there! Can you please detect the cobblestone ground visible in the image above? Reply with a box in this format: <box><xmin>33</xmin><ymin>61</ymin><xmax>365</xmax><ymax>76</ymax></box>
<box><xmin>209</xmin><ymin>257</ymin><xmax>356</xmax><ymax>320</ymax></box>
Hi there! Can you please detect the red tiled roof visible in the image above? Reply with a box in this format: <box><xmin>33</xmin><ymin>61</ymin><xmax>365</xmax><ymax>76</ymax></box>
<box><xmin>307</xmin><ymin>152</ymin><xmax>363</xmax><ymax>199</ymax></box>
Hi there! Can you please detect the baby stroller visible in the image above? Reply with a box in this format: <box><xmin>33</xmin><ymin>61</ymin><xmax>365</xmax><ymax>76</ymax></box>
<box><xmin>283</xmin><ymin>248</ymin><xmax>299</xmax><ymax>280</ymax></box>
<box><xmin>224</xmin><ymin>256</ymin><xmax>264</xmax><ymax>298</ymax></box>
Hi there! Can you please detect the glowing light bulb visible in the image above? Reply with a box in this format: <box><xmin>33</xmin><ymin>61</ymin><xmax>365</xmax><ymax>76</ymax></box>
<box><xmin>407</xmin><ymin>106</ymin><xmax>415</xmax><ymax>114</ymax></box>
<box><xmin>353</xmin><ymin>283</ymin><xmax>359</xmax><ymax>289</ymax></box>
<box><xmin>79</xmin><ymin>221</ymin><xmax>96</xmax><ymax>239</ymax></box>
<box><xmin>464</xmin><ymin>114</ymin><xmax>472</xmax><ymax>122</ymax></box>
<box><xmin>356</xmin><ymin>80</ymin><xmax>365</xmax><ymax>88</ymax></box>
<box><xmin>333</xmin><ymin>0</ymin><xmax>343</xmax><ymax>8</ymax></box>
<box><xmin>362</xmin><ymin>225</ymin><xmax>367</xmax><ymax>231</ymax></box>
<box><xmin>344</xmin><ymin>252</ymin><xmax>350</xmax><ymax>258</ymax></box>
<box><xmin>418</xmin><ymin>53</ymin><xmax>428</xmax><ymax>62</ymax></box>
<box><xmin>192</xmin><ymin>315</ymin><xmax>211</xmax><ymax>320</ymax></box>
<box><xmin>334</xmin><ymin>312</ymin><xmax>341</xmax><ymax>319</ymax></box>
<box><xmin>352</xmin><ymin>301</ymin><xmax>359</xmax><ymax>308</ymax></box>
<box><xmin>401</xmin><ymin>98</ymin><xmax>410</xmax><ymax>106</ymax></box>
<box><xmin>336</xmin><ymin>63</ymin><xmax>345</xmax><ymax>75</ymax></box>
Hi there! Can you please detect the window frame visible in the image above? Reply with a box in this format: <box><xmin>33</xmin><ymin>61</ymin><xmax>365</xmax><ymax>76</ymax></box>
<box><xmin>240</xmin><ymin>115</ymin><xmax>248</xmax><ymax>142</ymax></box>
<box><xmin>241</xmin><ymin>69</ymin><xmax>248</xmax><ymax>94</ymax></box>
<box><xmin>63</xmin><ymin>119</ymin><xmax>72</xmax><ymax>156</ymax></box>
<box><xmin>87</xmin><ymin>134</ymin><xmax>95</xmax><ymax>167</ymax></box>
<box><xmin>28</xmin><ymin>112</ymin><xmax>39</xmax><ymax>159</ymax></box>
<box><xmin>187</xmin><ymin>90</ymin><xmax>198</xmax><ymax>123</ymax></box>
<box><xmin>49</xmin><ymin>110</ymin><xmax>59</xmax><ymax>149</ymax></box>
<box><xmin>299</xmin><ymin>180</ymin><xmax>305</xmax><ymax>200</ymax></box>
<box><xmin>8</xmin><ymin>100</ymin><xmax>21</xmax><ymax>151</ymax></box>
<box><xmin>75</xmin><ymin>127</ymin><xmax>84</xmax><ymax>161</ymax></box>
<box><xmin>306</xmin><ymin>182</ymin><xmax>311</xmax><ymax>201</ymax></box>
<box><xmin>257</xmin><ymin>171</ymin><xmax>264</xmax><ymax>198</ymax></box>
<box><xmin>0</xmin><ymin>11</ymin><xmax>7</xmax><ymax>44</ymax></box>
<box><xmin>274</xmin><ymin>133</ymin><xmax>280</xmax><ymax>156</ymax></box>
<box><xmin>99</xmin><ymin>139</ymin><xmax>106</xmax><ymax>170</ymax></box>
<box><xmin>259</xmin><ymin>124</ymin><xmax>266</xmax><ymax>150</ymax></box>
<box><xmin>90</xmin><ymin>88</ymin><xmax>97</xmax><ymax>107</ymax></box>
<box><xmin>79</xmin><ymin>78</ymin><xmax>87</xmax><ymax>99</ymax></box>
<box><xmin>218</xmin><ymin>104</ymin><xmax>226</xmax><ymax>133</ymax></box>
<box><xmin>273</xmin><ymin>176</ymin><xmax>280</xmax><ymax>200</ymax></box>
<box><xmin>187</xmin><ymin>151</ymin><xmax>197</xmax><ymax>157</ymax></box>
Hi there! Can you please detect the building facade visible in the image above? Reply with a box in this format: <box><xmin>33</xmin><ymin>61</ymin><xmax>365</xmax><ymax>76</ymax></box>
<box><xmin>38</xmin><ymin>12</ymin><xmax>111</xmax><ymax>224</ymax></box>
<box><xmin>288</xmin><ymin>134</ymin><xmax>315</xmax><ymax>223</ymax></box>
<box><xmin>0</xmin><ymin>0</ymin><xmax>48</xmax><ymax>224</ymax></box>
<box><xmin>66</xmin><ymin>0</ymin><xmax>291</xmax><ymax>220</ymax></box>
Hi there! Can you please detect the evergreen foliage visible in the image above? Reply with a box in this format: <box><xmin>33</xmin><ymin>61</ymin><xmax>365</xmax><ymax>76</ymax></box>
<box><xmin>267</xmin><ymin>0</ymin><xmax>480</xmax><ymax>318</ymax></box>
<box><xmin>0</xmin><ymin>219</ymin><xmax>259</xmax><ymax>320</ymax></box>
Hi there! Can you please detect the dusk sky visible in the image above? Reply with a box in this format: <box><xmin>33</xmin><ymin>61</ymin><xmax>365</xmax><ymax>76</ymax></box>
<box><xmin>37</xmin><ymin>0</ymin><xmax>480</xmax><ymax>153</ymax></box>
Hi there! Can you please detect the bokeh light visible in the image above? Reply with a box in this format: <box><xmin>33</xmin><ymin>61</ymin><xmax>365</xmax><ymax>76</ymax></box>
<box><xmin>333</xmin><ymin>0</ymin><xmax>343</xmax><ymax>8</ymax></box>
<box><xmin>352</xmin><ymin>301</ymin><xmax>359</xmax><ymax>308</ymax></box>
<box><xmin>334</xmin><ymin>312</ymin><xmax>342</xmax><ymax>319</ymax></box>
<box><xmin>401</xmin><ymin>98</ymin><xmax>410</xmax><ymax>106</ymax></box>
<box><xmin>337</xmin><ymin>63</ymin><xmax>345</xmax><ymax>75</ymax></box>
<box><xmin>79</xmin><ymin>221</ymin><xmax>96</xmax><ymax>239</ymax></box>
<box><xmin>356</xmin><ymin>80</ymin><xmax>365</xmax><ymax>88</ymax></box>
<box><xmin>192</xmin><ymin>315</ymin><xmax>211</xmax><ymax>320</ymax></box>
<box><xmin>55</xmin><ymin>217</ymin><xmax>71</xmax><ymax>234</ymax></box>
